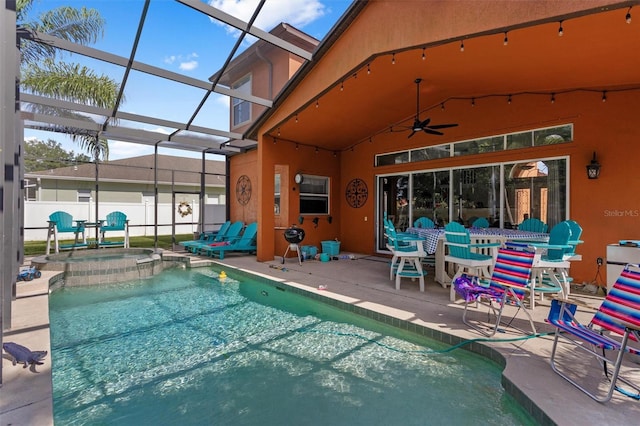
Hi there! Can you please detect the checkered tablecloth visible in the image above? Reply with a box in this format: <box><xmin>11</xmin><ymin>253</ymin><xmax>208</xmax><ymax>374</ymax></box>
<box><xmin>407</xmin><ymin>227</ymin><xmax>548</xmax><ymax>254</ymax></box>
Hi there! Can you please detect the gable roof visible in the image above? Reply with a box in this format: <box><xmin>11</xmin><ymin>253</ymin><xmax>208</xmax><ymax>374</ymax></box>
<box><xmin>25</xmin><ymin>154</ymin><xmax>226</xmax><ymax>187</ymax></box>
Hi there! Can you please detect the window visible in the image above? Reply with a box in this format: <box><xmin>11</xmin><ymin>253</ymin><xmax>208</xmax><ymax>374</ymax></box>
<box><xmin>24</xmin><ymin>178</ymin><xmax>37</xmax><ymax>201</ymax></box>
<box><xmin>274</xmin><ymin>173</ymin><xmax>281</xmax><ymax>215</ymax></box>
<box><xmin>299</xmin><ymin>174</ymin><xmax>329</xmax><ymax>214</ymax></box>
<box><xmin>375</xmin><ymin>124</ymin><xmax>573</xmax><ymax>166</ymax></box>
<box><xmin>232</xmin><ymin>74</ymin><xmax>251</xmax><ymax>127</ymax></box>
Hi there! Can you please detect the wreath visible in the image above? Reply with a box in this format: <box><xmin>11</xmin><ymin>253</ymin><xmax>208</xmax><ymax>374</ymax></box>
<box><xmin>178</xmin><ymin>201</ymin><xmax>192</xmax><ymax>218</ymax></box>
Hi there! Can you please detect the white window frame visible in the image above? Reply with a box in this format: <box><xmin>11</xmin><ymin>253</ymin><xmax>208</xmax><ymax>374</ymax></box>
<box><xmin>231</xmin><ymin>74</ymin><xmax>252</xmax><ymax>128</ymax></box>
<box><xmin>299</xmin><ymin>174</ymin><xmax>330</xmax><ymax>215</ymax></box>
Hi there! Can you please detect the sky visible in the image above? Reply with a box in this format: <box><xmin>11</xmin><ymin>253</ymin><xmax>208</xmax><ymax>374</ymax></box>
<box><xmin>22</xmin><ymin>0</ymin><xmax>353</xmax><ymax>160</ymax></box>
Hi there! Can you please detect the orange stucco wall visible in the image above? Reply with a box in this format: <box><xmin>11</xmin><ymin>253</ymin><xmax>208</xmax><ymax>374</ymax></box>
<box><xmin>230</xmin><ymin>0</ymin><xmax>639</xmax><ymax>285</ymax></box>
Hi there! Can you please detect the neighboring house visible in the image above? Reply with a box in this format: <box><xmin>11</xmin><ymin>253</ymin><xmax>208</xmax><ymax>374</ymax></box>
<box><xmin>23</xmin><ymin>154</ymin><xmax>227</xmax><ymax>240</ymax></box>
<box><xmin>224</xmin><ymin>1</ymin><xmax>640</xmax><ymax>285</ymax></box>
<box><xmin>211</xmin><ymin>23</ymin><xmax>319</xmax><ymax>135</ymax></box>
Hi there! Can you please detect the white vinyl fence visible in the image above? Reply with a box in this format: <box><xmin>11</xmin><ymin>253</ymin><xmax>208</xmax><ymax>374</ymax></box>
<box><xmin>24</xmin><ymin>201</ymin><xmax>226</xmax><ymax>241</ymax></box>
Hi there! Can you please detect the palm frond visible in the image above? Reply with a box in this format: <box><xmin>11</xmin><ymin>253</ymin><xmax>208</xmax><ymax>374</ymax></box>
<box><xmin>21</xmin><ymin>60</ymin><xmax>121</xmax><ymax>109</ymax></box>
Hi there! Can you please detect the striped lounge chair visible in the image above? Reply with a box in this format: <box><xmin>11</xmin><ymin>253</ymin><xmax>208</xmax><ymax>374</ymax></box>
<box><xmin>546</xmin><ymin>264</ymin><xmax>640</xmax><ymax>402</ymax></box>
<box><xmin>453</xmin><ymin>246</ymin><xmax>536</xmax><ymax>337</ymax></box>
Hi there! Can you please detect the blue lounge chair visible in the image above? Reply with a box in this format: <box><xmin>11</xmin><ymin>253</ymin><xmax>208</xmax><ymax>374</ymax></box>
<box><xmin>46</xmin><ymin>211</ymin><xmax>87</xmax><ymax>254</ymax></box>
<box><xmin>201</xmin><ymin>222</ymin><xmax>257</xmax><ymax>259</ymax></box>
<box><xmin>180</xmin><ymin>221</ymin><xmax>230</xmax><ymax>252</ymax></box>
<box><xmin>195</xmin><ymin>221</ymin><xmax>244</xmax><ymax>255</ymax></box>
<box><xmin>547</xmin><ymin>264</ymin><xmax>640</xmax><ymax>402</ymax></box>
<box><xmin>100</xmin><ymin>211</ymin><xmax>129</xmax><ymax>248</ymax></box>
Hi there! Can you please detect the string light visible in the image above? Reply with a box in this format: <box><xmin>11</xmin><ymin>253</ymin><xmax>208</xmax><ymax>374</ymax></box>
<box><xmin>602</xmin><ymin>91</ymin><xmax>607</xmax><ymax>102</ymax></box>
<box><xmin>353</xmin><ymin>72</ymin><xmax>357</xmax><ymax>79</ymax></box>
<box><xmin>333</xmin><ymin>151</ymin><xmax>337</xmax><ymax>157</ymax></box>
<box><xmin>295</xmin><ymin>143</ymin><xmax>299</xmax><ymax>150</ymax></box>
<box><xmin>471</xmin><ymin>98</ymin><xmax>475</xmax><ymax>107</ymax></box>
<box><xmin>315</xmin><ymin>146</ymin><xmax>319</xmax><ymax>153</ymax></box>
<box><xmin>367</xmin><ymin>64</ymin><xmax>371</xmax><ymax>74</ymax></box>
<box><xmin>277</xmin><ymin>127</ymin><xmax>280</xmax><ymax>136</ymax></box>
<box><xmin>551</xmin><ymin>93</ymin><xmax>556</xmax><ymax>103</ymax></box>
<box><xmin>422</xmin><ymin>47</ymin><xmax>426</xmax><ymax>60</ymax></box>
<box><xmin>460</xmin><ymin>40</ymin><xmax>465</xmax><ymax>52</ymax></box>
<box><xmin>340</xmin><ymin>81</ymin><xmax>344</xmax><ymax>91</ymax></box>
<box><xmin>503</xmin><ymin>32</ymin><xmax>508</xmax><ymax>46</ymax></box>
<box><xmin>626</xmin><ymin>7</ymin><xmax>632</xmax><ymax>24</ymax></box>
<box><xmin>558</xmin><ymin>21</ymin><xmax>564</xmax><ymax>36</ymax></box>
<box><xmin>315</xmin><ymin>99</ymin><xmax>319</xmax><ymax>108</ymax></box>
<box><xmin>441</xmin><ymin>102</ymin><xmax>445</xmax><ymax>111</ymax></box>
<box><xmin>295</xmin><ymin>114</ymin><xmax>298</xmax><ymax>123</ymax></box>
<box><xmin>507</xmin><ymin>95</ymin><xmax>512</xmax><ymax>104</ymax></box>
<box><xmin>391</xmin><ymin>53</ymin><xmax>396</xmax><ymax>64</ymax></box>
<box><xmin>273</xmin><ymin>137</ymin><xmax>277</xmax><ymax>144</ymax></box>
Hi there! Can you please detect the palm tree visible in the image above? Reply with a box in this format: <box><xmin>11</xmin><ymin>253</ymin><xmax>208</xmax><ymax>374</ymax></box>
<box><xmin>17</xmin><ymin>0</ymin><xmax>121</xmax><ymax>160</ymax></box>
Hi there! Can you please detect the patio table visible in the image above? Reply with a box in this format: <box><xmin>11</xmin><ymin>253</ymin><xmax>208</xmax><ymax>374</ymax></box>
<box><xmin>407</xmin><ymin>227</ymin><xmax>549</xmax><ymax>287</ymax></box>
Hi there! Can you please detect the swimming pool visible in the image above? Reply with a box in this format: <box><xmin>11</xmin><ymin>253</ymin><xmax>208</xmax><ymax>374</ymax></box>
<box><xmin>49</xmin><ymin>268</ymin><xmax>535</xmax><ymax>425</ymax></box>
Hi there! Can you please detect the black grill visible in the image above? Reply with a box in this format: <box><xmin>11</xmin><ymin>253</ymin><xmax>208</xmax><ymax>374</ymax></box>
<box><xmin>282</xmin><ymin>226</ymin><xmax>305</xmax><ymax>265</ymax></box>
<box><xmin>284</xmin><ymin>227</ymin><xmax>305</xmax><ymax>244</ymax></box>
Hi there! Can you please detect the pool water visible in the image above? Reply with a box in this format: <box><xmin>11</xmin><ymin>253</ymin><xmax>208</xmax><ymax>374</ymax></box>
<box><xmin>49</xmin><ymin>268</ymin><xmax>534</xmax><ymax>425</ymax></box>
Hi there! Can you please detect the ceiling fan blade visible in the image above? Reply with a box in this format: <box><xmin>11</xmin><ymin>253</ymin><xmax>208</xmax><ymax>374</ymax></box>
<box><xmin>424</xmin><ymin>128</ymin><xmax>444</xmax><ymax>136</ymax></box>
<box><xmin>407</xmin><ymin>130</ymin><xmax>417</xmax><ymax>138</ymax></box>
<box><xmin>419</xmin><ymin>117</ymin><xmax>431</xmax><ymax>128</ymax></box>
<box><xmin>427</xmin><ymin>123</ymin><xmax>458</xmax><ymax>130</ymax></box>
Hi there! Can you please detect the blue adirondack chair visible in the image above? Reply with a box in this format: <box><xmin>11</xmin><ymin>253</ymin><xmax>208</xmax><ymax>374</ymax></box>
<box><xmin>524</xmin><ymin>221</ymin><xmax>573</xmax><ymax>307</ymax></box>
<box><xmin>100</xmin><ymin>211</ymin><xmax>129</xmax><ymax>248</ymax></box>
<box><xmin>413</xmin><ymin>217</ymin><xmax>435</xmax><ymax>229</ymax></box>
<box><xmin>471</xmin><ymin>217</ymin><xmax>490</xmax><ymax>228</ymax></box>
<box><xmin>518</xmin><ymin>218</ymin><xmax>548</xmax><ymax>233</ymax></box>
<box><xmin>201</xmin><ymin>222</ymin><xmax>258</xmax><ymax>259</ymax></box>
<box><xmin>46</xmin><ymin>211</ymin><xmax>87</xmax><ymax>254</ymax></box>
<box><xmin>444</xmin><ymin>222</ymin><xmax>500</xmax><ymax>301</ymax></box>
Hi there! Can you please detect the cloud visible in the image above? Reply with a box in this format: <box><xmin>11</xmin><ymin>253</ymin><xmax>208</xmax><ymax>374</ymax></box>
<box><xmin>208</xmin><ymin>0</ymin><xmax>326</xmax><ymax>32</ymax></box>
<box><xmin>179</xmin><ymin>60</ymin><xmax>198</xmax><ymax>71</ymax></box>
<box><xmin>164</xmin><ymin>53</ymin><xmax>199</xmax><ymax>71</ymax></box>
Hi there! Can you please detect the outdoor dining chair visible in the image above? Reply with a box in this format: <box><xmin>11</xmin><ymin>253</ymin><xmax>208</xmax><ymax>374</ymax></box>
<box><xmin>385</xmin><ymin>225</ymin><xmax>427</xmax><ymax>292</ymax></box>
<box><xmin>444</xmin><ymin>222</ymin><xmax>500</xmax><ymax>301</ymax></box>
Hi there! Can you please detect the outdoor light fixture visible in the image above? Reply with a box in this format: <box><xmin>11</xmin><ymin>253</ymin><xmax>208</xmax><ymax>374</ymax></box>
<box><xmin>586</xmin><ymin>152</ymin><xmax>601</xmax><ymax>179</ymax></box>
<box><xmin>460</xmin><ymin>40</ymin><xmax>464</xmax><ymax>52</ymax></box>
<box><xmin>503</xmin><ymin>32</ymin><xmax>508</xmax><ymax>46</ymax></box>
<box><xmin>391</xmin><ymin>53</ymin><xmax>396</xmax><ymax>64</ymax></box>
<box><xmin>558</xmin><ymin>21</ymin><xmax>564</xmax><ymax>36</ymax></box>
<box><xmin>422</xmin><ymin>47</ymin><xmax>426</xmax><ymax>60</ymax></box>
<box><xmin>626</xmin><ymin>7</ymin><xmax>632</xmax><ymax>24</ymax></box>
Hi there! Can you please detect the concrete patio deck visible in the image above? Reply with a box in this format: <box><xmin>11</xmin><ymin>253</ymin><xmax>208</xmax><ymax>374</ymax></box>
<box><xmin>2</xmin><ymin>250</ymin><xmax>639</xmax><ymax>425</ymax></box>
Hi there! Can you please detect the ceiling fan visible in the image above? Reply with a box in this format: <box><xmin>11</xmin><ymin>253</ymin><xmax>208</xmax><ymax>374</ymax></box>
<box><xmin>407</xmin><ymin>78</ymin><xmax>458</xmax><ymax>138</ymax></box>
